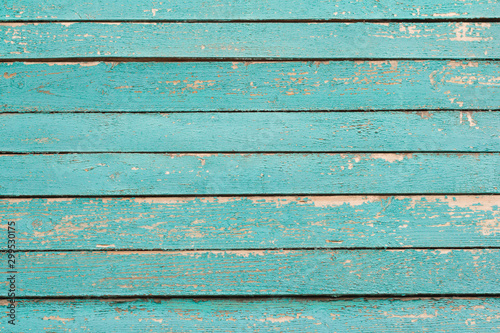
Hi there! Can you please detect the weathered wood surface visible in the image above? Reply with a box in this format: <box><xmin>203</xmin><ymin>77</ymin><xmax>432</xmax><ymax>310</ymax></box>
<box><xmin>1</xmin><ymin>22</ymin><xmax>498</xmax><ymax>59</ymax></box>
<box><xmin>2</xmin><ymin>61</ymin><xmax>498</xmax><ymax>112</ymax></box>
<box><xmin>0</xmin><ymin>1</ymin><xmax>498</xmax><ymax>331</ymax></box>
<box><xmin>1</xmin><ymin>298</ymin><xmax>499</xmax><ymax>332</ymax></box>
<box><xmin>0</xmin><ymin>153</ymin><xmax>498</xmax><ymax>196</ymax></box>
<box><xmin>1</xmin><ymin>196</ymin><xmax>498</xmax><ymax>250</ymax></box>
<box><xmin>2</xmin><ymin>0</ymin><xmax>499</xmax><ymax>21</ymax></box>
<box><xmin>2</xmin><ymin>112</ymin><xmax>499</xmax><ymax>153</ymax></box>
<box><xmin>1</xmin><ymin>249</ymin><xmax>498</xmax><ymax>296</ymax></box>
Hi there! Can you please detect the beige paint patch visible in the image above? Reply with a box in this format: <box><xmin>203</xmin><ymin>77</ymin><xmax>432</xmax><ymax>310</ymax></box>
<box><xmin>79</xmin><ymin>62</ymin><xmax>101</xmax><ymax>67</ymax></box>
<box><xmin>43</xmin><ymin>316</ymin><xmax>75</xmax><ymax>323</ymax></box>
<box><xmin>0</xmin><ymin>198</ymin><xmax>33</xmax><ymax>204</ymax></box>
<box><xmin>34</xmin><ymin>137</ymin><xmax>60</xmax><ymax>144</ymax></box>
<box><xmin>303</xmin><ymin>196</ymin><xmax>387</xmax><ymax>208</ymax></box>
<box><xmin>3</xmin><ymin>72</ymin><xmax>16</xmax><ymax>79</ymax></box>
<box><xmin>265</xmin><ymin>316</ymin><xmax>295</xmax><ymax>323</ymax></box>
<box><xmin>447</xmin><ymin>61</ymin><xmax>479</xmax><ymax>69</ymax></box>
<box><xmin>370</xmin><ymin>153</ymin><xmax>413</xmax><ymax>163</ymax></box>
<box><xmin>384</xmin><ymin>310</ymin><xmax>437</xmax><ymax>319</ymax></box>
<box><xmin>45</xmin><ymin>198</ymin><xmax>74</xmax><ymax>203</ymax></box>
<box><xmin>214</xmin><ymin>250</ymin><xmax>268</xmax><ymax>257</ymax></box>
<box><xmin>439</xmin><ymin>196</ymin><xmax>499</xmax><ymax>212</ymax></box>
<box><xmin>450</xmin><ymin>23</ymin><xmax>493</xmax><ymax>42</ymax></box>
<box><xmin>433</xmin><ymin>12</ymin><xmax>461</xmax><ymax>17</ymax></box>
<box><xmin>21</xmin><ymin>62</ymin><xmax>101</xmax><ymax>67</ymax></box>
<box><xmin>183</xmin><ymin>226</ymin><xmax>206</xmax><ymax>239</ymax></box>
<box><xmin>132</xmin><ymin>197</ymin><xmax>205</xmax><ymax>204</ymax></box>
<box><xmin>460</xmin><ymin>111</ymin><xmax>477</xmax><ymax>127</ymax></box>
<box><xmin>0</xmin><ymin>23</ymin><xmax>27</xmax><ymax>27</ymax></box>
<box><xmin>477</xmin><ymin>219</ymin><xmax>500</xmax><ymax>236</ymax></box>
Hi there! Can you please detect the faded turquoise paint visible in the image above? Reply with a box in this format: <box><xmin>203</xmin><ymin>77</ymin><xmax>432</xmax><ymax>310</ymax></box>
<box><xmin>1</xmin><ymin>249</ymin><xmax>498</xmax><ymax>296</ymax></box>
<box><xmin>1</xmin><ymin>61</ymin><xmax>498</xmax><ymax>112</ymax></box>
<box><xmin>0</xmin><ymin>0</ymin><xmax>499</xmax><ymax>328</ymax></box>
<box><xmin>0</xmin><ymin>153</ymin><xmax>498</xmax><ymax>196</ymax></box>
<box><xmin>2</xmin><ymin>0</ymin><xmax>499</xmax><ymax>21</ymax></box>
<box><xmin>1</xmin><ymin>196</ymin><xmax>498</xmax><ymax>250</ymax></box>
<box><xmin>1</xmin><ymin>112</ymin><xmax>499</xmax><ymax>152</ymax></box>
<box><xmin>2</xmin><ymin>298</ymin><xmax>499</xmax><ymax>332</ymax></box>
<box><xmin>1</xmin><ymin>22</ymin><xmax>498</xmax><ymax>59</ymax></box>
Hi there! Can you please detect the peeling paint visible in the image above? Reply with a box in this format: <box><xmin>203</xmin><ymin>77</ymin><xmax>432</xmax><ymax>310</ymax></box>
<box><xmin>370</xmin><ymin>153</ymin><xmax>413</xmax><ymax>163</ymax></box>
<box><xmin>43</xmin><ymin>315</ymin><xmax>75</xmax><ymax>323</ymax></box>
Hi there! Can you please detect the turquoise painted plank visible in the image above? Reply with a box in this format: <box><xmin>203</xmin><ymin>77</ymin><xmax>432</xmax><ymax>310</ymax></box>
<box><xmin>1</xmin><ymin>196</ymin><xmax>498</xmax><ymax>250</ymax></box>
<box><xmin>2</xmin><ymin>0</ymin><xmax>499</xmax><ymax>21</ymax></box>
<box><xmin>1</xmin><ymin>22</ymin><xmax>498</xmax><ymax>59</ymax></box>
<box><xmin>1</xmin><ymin>112</ymin><xmax>499</xmax><ymax>152</ymax></box>
<box><xmin>1</xmin><ymin>249</ymin><xmax>498</xmax><ymax>296</ymax></box>
<box><xmin>2</xmin><ymin>298</ymin><xmax>499</xmax><ymax>332</ymax></box>
<box><xmin>1</xmin><ymin>61</ymin><xmax>499</xmax><ymax>111</ymax></box>
<box><xmin>0</xmin><ymin>153</ymin><xmax>498</xmax><ymax>196</ymax></box>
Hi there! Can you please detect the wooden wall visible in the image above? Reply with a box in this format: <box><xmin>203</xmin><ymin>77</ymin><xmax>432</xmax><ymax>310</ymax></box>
<box><xmin>1</xmin><ymin>1</ymin><xmax>499</xmax><ymax>331</ymax></box>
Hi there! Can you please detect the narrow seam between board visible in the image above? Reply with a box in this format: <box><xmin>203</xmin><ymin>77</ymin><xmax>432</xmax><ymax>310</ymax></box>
<box><xmin>2</xmin><ymin>151</ymin><xmax>498</xmax><ymax>154</ymax></box>
<box><xmin>4</xmin><ymin>247</ymin><xmax>500</xmax><ymax>253</ymax></box>
<box><xmin>5</xmin><ymin>294</ymin><xmax>500</xmax><ymax>300</ymax></box>
<box><xmin>0</xmin><ymin>110</ymin><xmax>498</xmax><ymax>114</ymax></box>
<box><xmin>1</xmin><ymin>152</ymin><xmax>498</xmax><ymax>155</ymax></box>
<box><xmin>0</xmin><ymin>193</ymin><xmax>498</xmax><ymax>199</ymax></box>
<box><xmin>1</xmin><ymin>110</ymin><xmax>499</xmax><ymax>114</ymax></box>
<box><xmin>0</xmin><ymin>194</ymin><xmax>497</xmax><ymax>199</ymax></box>
<box><xmin>2</xmin><ymin>18</ymin><xmax>500</xmax><ymax>24</ymax></box>
<box><xmin>2</xmin><ymin>57</ymin><xmax>500</xmax><ymax>63</ymax></box>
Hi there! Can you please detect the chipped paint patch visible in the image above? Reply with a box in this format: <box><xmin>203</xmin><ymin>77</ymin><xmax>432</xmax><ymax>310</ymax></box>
<box><xmin>264</xmin><ymin>316</ymin><xmax>295</xmax><ymax>323</ymax></box>
<box><xmin>439</xmin><ymin>196</ymin><xmax>499</xmax><ymax>212</ymax></box>
<box><xmin>477</xmin><ymin>219</ymin><xmax>500</xmax><ymax>236</ymax></box>
<box><xmin>450</xmin><ymin>23</ymin><xmax>493</xmax><ymax>42</ymax></box>
<box><xmin>384</xmin><ymin>310</ymin><xmax>437</xmax><ymax>319</ymax></box>
<box><xmin>370</xmin><ymin>153</ymin><xmax>413</xmax><ymax>163</ymax></box>
<box><xmin>460</xmin><ymin>111</ymin><xmax>477</xmax><ymax>127</ymax></box>
<box><xmin>447</xmin><ymin>61</ymin><xmax>479</xmax><ymax>69</ymax></box>
<box><xmin>0</xmin><ymin>23</ymin><xmax>26</xmax><ymax>27</ymax></box>
<box><xmin>3</xmin><ymin>72</ymin><xmax>16</xmax><ymax>79</ymax></box>
<box><xmin>303</xmin><ymin>196</ymin><xmax>385</xmax><ymax>208</ymax></box>
<box><xmin>433</xmin><ymin>12</ymin><xmax>461</xmax><ymax>17</ymax></box>
<box><xmin>43</xmin><ymin>316</ymin><xmax>75</xmax><ymax>323</ymax></box>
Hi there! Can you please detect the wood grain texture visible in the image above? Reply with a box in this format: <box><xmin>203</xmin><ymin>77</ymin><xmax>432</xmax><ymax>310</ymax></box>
<box><xmin>1</xmin><ymin>249</ymin><xmax>498</xmax><ymax>296</ymax></box>
<box><xmin>1</xmin><ymin>196</ymin><xmax>498</xmax><ymax>250</ymax></box>
<box><xmin>0</xmin><ymin>153</ymin><xmax>498</xmax><ymax>196</ymax></box>
<box><xmin>2</xmin><ymin>61</ymin><xmax>499</xmax><ymax>112</ymax></box>
<box><xmin>2</xmin><ymin>112</ymin><xmax>499</xmax><ymax>153</ymax></box>
<box><xmin>0</xmin><ymin>1</ymin><xmax>498</xmax><ymax>329</ymax></box>
<box><xmin>2</xmin><ymin>0</ymin><xmax>499</xmax><ymax>21</ymax></box>
<box><xmin>1</xmin><ymin>22</ymin><xmax>498</xmax><ymax>59</ymax></box>
<box><xmin>2</xmin><ymin>298</ymin><xmax>499</xmax><ymax>332</ymax></box>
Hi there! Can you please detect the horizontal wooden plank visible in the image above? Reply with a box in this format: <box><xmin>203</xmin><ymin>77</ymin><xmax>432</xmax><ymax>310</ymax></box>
<box><xmin>2</xmin><ymin>0</ymin><xmax>499</xmax><ymax>21</ymax></box>
<box><xmin>2</xmin><ymin>298</ymin><xmax>499</xmax><ymax>332</ymax></box>
<box><xmin>2</xmin><ymin>61</ymin><xmax>499</xmax><ymax>112</ymax></box>
<box><xmin>1</xmin><ymin>22</ymin><xmax>498</xmax><ymax>59</ymax></box>
<box><xmin>2</xmin><ymin>249</ymin><xmax>498</xmax><ymax>296</ymax></box>
<box><xmin>1</xmin><ymin>196</ymin><xmax>498</xmax><ymax>250</ymax></box>
<box><xmin>0</xmin><ymin>153</ymin><xmax>498</xmax><ymax>196</ymax></box>
<box><xmin>1</xmin><ymin>112</ymin><xmax>499</xmax><ymax>153</ymax></box>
